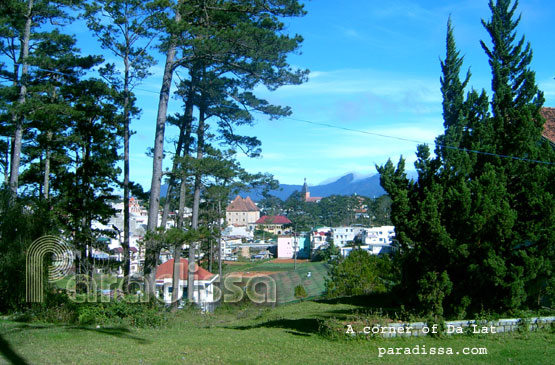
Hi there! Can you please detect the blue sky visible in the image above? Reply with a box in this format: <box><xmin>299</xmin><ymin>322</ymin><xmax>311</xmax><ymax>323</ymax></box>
<box><xmin>50</xmin><ymin>1</ymin><xmax>555</xmax><ymax>189</ymax></box>
<box><xmin>233</xmin><ymin>0</ymin><xmax>555</xmax><ymax>186</ymax></box>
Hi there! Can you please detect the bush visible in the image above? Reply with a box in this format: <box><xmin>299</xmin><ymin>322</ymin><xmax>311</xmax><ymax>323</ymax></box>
<box><xmin>0</xmin><ymin>190</ymin><xmax>60</xmax><ymax>313</ymax></box>
<box><xmin>75</xmin><ymin>300</ymin><xmax>169</xmax><ymax>328</ymax></box>
<box><xmin>294</xmin><ymin>285</ymin><xmax>307</xmax><ymax>300</ymax></box>
<box><xmin>326</xmin><ymin>250</ymin><xmax>391</xmax><ymax>298</ymax></box>
<box><xmin>312</xmin><ymin>242</ymin><xmax>340</xmax><ymax>263</ymax></box>
<box><xmin>16</xmin><ymin>290</ymin><xmax>169</xmax><ymax>328</ymax></box>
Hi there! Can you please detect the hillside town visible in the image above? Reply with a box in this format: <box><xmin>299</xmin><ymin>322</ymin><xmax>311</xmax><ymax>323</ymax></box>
<box><xmin>2</xmin><ymin>1</ymin><xmax>555</xmax><ymax>363</ymax></box>
<box><xmin>87</xmin><ymin>187</ymin><xmax>396</xmax><ymax>306</ymax></box>
<box><xmin>86</xmin><ymin>106</ymin><xmax>554</xmax><ymax>308</ymax></box>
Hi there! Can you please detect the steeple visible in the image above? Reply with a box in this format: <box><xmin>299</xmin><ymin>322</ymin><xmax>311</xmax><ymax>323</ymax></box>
<box><xmin>301</xmin><ymin>178</ymin><xmax>310</xmax><ymax>200</ymax></box>
<box><xmin>301</xmin><ymin>178</ymin><xmax>308</xmax><ymax>194</ymax></box>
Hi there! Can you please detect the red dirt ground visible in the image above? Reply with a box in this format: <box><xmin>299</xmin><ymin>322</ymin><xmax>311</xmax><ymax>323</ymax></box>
<box><xmin>226</xmin><ymin>271</ymin><xmax>276</xmax><ymax>278</ymax></box>
<box><xmin>269</xmin><ymin>258</ymin><xmax>310</xmax><ymax>264</ymax></box>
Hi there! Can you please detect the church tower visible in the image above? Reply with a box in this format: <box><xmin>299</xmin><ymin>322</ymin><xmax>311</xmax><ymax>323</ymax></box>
<box><xmin>301</xmin><ymin>178</ymin><xmax>310</xmax><ymax>200</ymax></box>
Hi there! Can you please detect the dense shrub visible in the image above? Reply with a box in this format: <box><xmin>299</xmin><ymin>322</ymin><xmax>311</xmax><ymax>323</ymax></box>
<box><xmin>294</xmin><ymin>285</ymin><xmax>307</xmax><ymax>300</ymax></box>
<box><xmin>0</xmin><ymin>189</ymin><xmax>60</xmax><ymax>313</ymax></box>
<box><xmin>15</xmin><ymin>290</ymin><xmax>169</xmax><ymax>328</ymax></box>
<box><xmin>325</xmin><ymin>250</ymin><xmax>396</xmax><ymax>298</ymax></box>
<box><xmin>76</xmin><ymin>300</ymin><xmax>169</xmax><ymax>328</ymax></box>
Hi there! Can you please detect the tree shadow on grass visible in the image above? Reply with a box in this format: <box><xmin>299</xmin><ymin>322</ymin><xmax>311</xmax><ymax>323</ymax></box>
<box><xmin>7</xmin><ymin>323</ymin><xmax>149</xmax><ymax>344</ymax></box>
<box><xmin>0</xmin><ymin>333</ymin><xmax>28</xmax><ymax>365</ymax></box>
<box><xmin>314</xmin><ymin>293</ymin><xmax>398</xmax><ymax>308</ymax></box>
<box><xmin>66</xmin><ymin>326</ymin><xmax>150</xmax><ymax>344</ymax></box>
<box><xmin>228</xmin><ymin>318</ymin><xmax>321</xmax><ymax>337</ymax></box>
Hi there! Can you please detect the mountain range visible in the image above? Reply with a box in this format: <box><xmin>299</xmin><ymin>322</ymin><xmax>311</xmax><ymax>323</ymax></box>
<box><xmin>241</xmin><ymin>173</ymin><xmax>388</xmax><ymax>201</ymax></box>
<box><xmin>159</xmin><ymin>172</ymin><xmax>422</xmax><ymax>201</ymax></box>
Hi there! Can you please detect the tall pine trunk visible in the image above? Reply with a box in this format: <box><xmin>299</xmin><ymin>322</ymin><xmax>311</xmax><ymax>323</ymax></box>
<box><xmin>161</xmin><ymin>79</ymin><xmax>196</xmax><ymax>228</ymax></box>
<box><xmin>122</xmin><ymin>53</ymin><xmax>131</xmax><ymax>291</ymax></box>
<box><xmin>145</xmin><ymin>3</ymin><xmax>182</xmax><ymax>299</ymax></box>
<box><xmin>170</xmin><ymin>175</ymin><xmax>187</xmax><ymax>311</ymax></box>
<box><xmin>9</xmin><ymin>0</ymin><xmax>33</xmax><ymax>197</ymax></box>
<box><xmin>188</xmin><ymin>96</ymin><xmax>205</xmax><ymax>303</ymax></box>
<box><xmin>43</xmin><ymin>131</ymin><xmax>52</xmax><ymax>199</ymax></box>
<box><xmin>218</xmin><ymin>200</ymin><xmax>222</xmax><ymax>283</ymax></box>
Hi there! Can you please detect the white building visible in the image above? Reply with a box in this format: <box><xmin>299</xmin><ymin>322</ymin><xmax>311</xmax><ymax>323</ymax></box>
<box><xmin>155</xmin><ymin>258</ymin><xmax>219</xmax><ymax>309</ymax></box>
<box><xmin>362</xmin><ymin>226</ymin><xmax>395</xmax><ymax>245</ymax></box>
<box><xmin>331</xmin><ymin>226</ymin><xmax>366</xmax><ymax>247</ymax></box>
<box><xmin>309</xmin><ymin>227</ymin><xmax>331</xmax><ymax>251</ymax></box>
<box><xmin>339</xmin><ymin>226</ymin><xmax>396</xmax><ymax>257</ymax></box>
<box><xmin>221</xmin><ymin>236</ymin><xmax>243</xmax><ymax>260</ymax></box>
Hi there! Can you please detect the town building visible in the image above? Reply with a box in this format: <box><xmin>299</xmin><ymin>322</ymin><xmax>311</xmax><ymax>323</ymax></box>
<box><xmin>155</xmin><ymin>258</ymin><xmax>219</xmax><ymax>310</ymax></box>
<box><xmin>340</xmin><ymin>225</ymin><xmax>396</xmax><ymax>257</ymax></box>
<box><xmin>252</xmin><ymin>215</ymin><xmax>292</xmax><ymax>235</ymax></box>
<box><xmin>310</xmin><ymin>227</ymin><xmax>331</xmax><ymax>251</ymax></box>
<box><xmin>331</xmin><ymin>226</ymin><xmax>366</xmax><ymax>246</ymax></box>
<box><xmin>277</xmin><ymin>234</ymin><xmax>310</xmax><ymax>259</ymax></box>
<box><xmin>225</xmin><ymin>195</ymin><xmax>260</xmax><ymax>227</ymax></box>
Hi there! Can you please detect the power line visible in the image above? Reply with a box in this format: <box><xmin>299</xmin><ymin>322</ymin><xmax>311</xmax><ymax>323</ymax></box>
<box><xmin>274</xmin><ymin>114</ymin><xmax>555</xmax><ymax>166</ymax></box>
<box><xmin>5</xmin><ymin>65</ymin><xmax>555</xmax><ymax>166</ymax></box>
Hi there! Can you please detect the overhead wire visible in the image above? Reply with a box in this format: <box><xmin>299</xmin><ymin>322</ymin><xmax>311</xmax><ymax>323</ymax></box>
<box><xmin>3</xmin><ymin>64</ymin><xmax>555</xmax><ymax>166</ymax></box>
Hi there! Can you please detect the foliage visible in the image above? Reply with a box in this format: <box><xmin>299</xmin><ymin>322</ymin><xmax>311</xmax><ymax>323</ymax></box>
<box><xmin>294</xmin><ymin>284</ymin><xmax>307</xmax><ymax>300</ymax></box>
<box><xmin>18</xmin><ymin>289</ymin><xmax>169</xmax><ymax>328</ymax></box>
<box><xmin>76</xmin><ymin>301</ymin><xmax>169</xmax><ymax>328</ymax></box>
<box><xmin>377</xmin><ymin>2</ymin><xmax>555</xmax><ymax>316</ymax></box>
<box><xmin>326</xmin><ymin>249</ymin><xmax>389</xmax><ymax>298</ymax></box>
<box><xmin>0</xmin><ymin>188</ymin><xmax>60</xmax><ymax>313</ymax></box>
<box><xmin>282</xmin><ymin>192</ymin><xmax>392</xmax><ymax>231</ymax></box>
<box><xmin>312</xmin><ymin>241</ymin><xmax>340</xmax><ymax>263</ymax></box>
<box><xmin>254</xmin><ymin>229</ymin><xmax>277</xmax><ymax>241</ymax></box>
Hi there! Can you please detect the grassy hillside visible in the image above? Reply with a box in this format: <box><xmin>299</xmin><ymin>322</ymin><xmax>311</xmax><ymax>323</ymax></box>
<box><xmin>224</xmin><ymin>260</ymin><xmax>330</xmax><ymax>304</ymax></box>
<box><xmin>2</xmin><ymin>300</ymin><xmax>554</xmax><ymax>364</ymax></box>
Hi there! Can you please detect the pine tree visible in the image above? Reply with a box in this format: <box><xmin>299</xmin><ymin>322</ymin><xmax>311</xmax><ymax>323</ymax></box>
<box><xmin>84</xmin><ymin>0</ymin><xmax>158</xmax><ymax>288</ymax></box>
<box><xmin>143</xmin><ymin>0</ymin><xmax>307</xmax><ymax>299</ymax></box>
<box><xmin>55</xmin><ymin>77</ymin><xmax>121</xmax><ymax>277</ymax></box>
<box><xmin>0</xmin><ymin>0</ymin><xmax>78</xmax><ymax>197</ymax></box>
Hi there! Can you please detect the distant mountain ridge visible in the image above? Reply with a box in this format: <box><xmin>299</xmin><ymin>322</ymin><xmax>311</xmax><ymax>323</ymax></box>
<box><xmin>159</xmin><ymin>172</ymin><xmax>420</xmax><ymax>201</ymax></box>
<box><xmin>244</xmin><ymin>173</ymin><xmax>387</xmax><ymax>201</ymax></box>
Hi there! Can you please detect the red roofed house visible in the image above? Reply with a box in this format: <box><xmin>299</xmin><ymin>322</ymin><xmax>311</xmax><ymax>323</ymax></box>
<box><xmin>225</xmin><ymin>195</ymin><xmax>260</xmax><ymax>227</ymax></box>
<box><xmin>540</xmin><ymin>107</ymin><xmax>555</xmax><ymax>146</ymax></box>
<box><xmin>301</xmin><ymin>178</ymin><xmax>322</xmax><ymax>203</ymax></box>
<box><xmin>155</xmin><ymin>258</ymin><xmax>219</xmax><ymax>308</ymax></box>
<box><xmin>252</xmin><ymin>215</ymin><xmax>292</xmax><ymax>235</ymax></box>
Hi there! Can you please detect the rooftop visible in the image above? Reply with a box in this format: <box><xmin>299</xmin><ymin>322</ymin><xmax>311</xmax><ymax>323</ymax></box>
<box><xmin>541</xmin><ymin>107</ymin><xmax>555</xmax><ymax>144</ymax></box>
<box><xmin>226</xmin><ymin>195</ymin><xmax>259</xmax><ymax>212</ymax></box>
<box><xmin>155</xmin><ymin>258</ymin><xmax>215</xmax><ymax>281</ymax></box>
<box><xmin>255</xmin><ymin>215</ymin><xmax>292</xmax><ymax>225</ymax></box>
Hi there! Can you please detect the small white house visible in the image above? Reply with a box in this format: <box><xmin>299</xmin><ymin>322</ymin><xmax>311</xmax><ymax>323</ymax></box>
<box><xmin>331</xmin><ymin>226</ymin><xmax>365</xmax><ymax>247</ymax></box>
<box><xmin>362</xmin><ymin>226</ymin><xmax>395</xmax><ymax>245</ymax></box>
<box><xmin>339</xmin><ymin>226</ymin><xmax>396</xmax><ymax>257</ymax></box>
<box><xmin>310</xmin><ymin>228</ymin><xmax>331</xmax><ymax>251</ymax></box>
<box><xmin>155</xmin><ymin>258</ymin><xmax>219</xmax><ymax>309</ymax></box>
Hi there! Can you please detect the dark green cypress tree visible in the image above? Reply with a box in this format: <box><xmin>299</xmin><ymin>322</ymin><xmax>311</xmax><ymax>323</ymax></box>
<box><xmin>479</xmin><ymin>0</ymin><xmax>555</xmax><ymax>309</ymax></box>
<box><xmin>379</xmin><ymin>1</ymin><xmax>555</xmax><ymax>315</ymax></box>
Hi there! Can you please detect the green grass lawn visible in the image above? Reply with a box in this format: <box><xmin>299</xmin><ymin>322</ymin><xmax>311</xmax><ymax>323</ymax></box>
<box><xmin>2</xmin><ymin>300</ymin><xmax>554</xmax><ymax>364</ymax></box>
<box><xmin>223</xmin><ymin>260</ymin><xmax>330</xmax><ymax>304</ymax></box>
